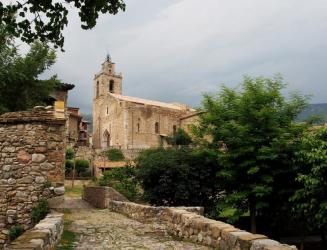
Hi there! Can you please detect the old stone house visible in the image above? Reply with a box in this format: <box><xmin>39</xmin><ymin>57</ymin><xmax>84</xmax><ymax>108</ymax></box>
<box><xmin>93</xmin><ymin>55</ymin><xmax>200</xmax><ymax>149</ymax></box>
<box><xmin>67</xmin><ymin>107</ymin><xmax>90</xmax><ymax>147</ymax></box>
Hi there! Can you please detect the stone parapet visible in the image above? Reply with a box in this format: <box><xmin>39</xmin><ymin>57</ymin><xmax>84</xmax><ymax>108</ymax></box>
<box><xmin>5</xmin><ymin>212</ymin><xmax>64</xmax><ymax>250</ymax></box>
<box><xmin>83</xmin><ymin>186</ymin><xmax>129</xmax><ymax>208</ymax></box>
<box><xmin>107</xmin><ymin>200</ymin><xmax>297</xmax><ymax>250</ymax></box>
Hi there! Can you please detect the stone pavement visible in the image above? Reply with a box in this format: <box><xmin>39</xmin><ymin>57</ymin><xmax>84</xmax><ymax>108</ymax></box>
<box><xmin>60</xmin><ymin>197</ymin><xmax>211</xmax><ymax>250</ymax></box>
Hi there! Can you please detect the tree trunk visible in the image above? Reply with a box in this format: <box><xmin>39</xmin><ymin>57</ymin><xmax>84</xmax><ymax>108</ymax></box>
<box><xmin>249</xmin><ymin>195</ymin><xmax>256</xmax><ymax>233</ymax></box>
<box><xmin>71</xmin><ymin>160</ymin><xmax>76</xmax><ymax>188</ymax></box>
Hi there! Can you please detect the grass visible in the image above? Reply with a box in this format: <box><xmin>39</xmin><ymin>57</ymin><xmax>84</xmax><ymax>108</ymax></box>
<box><xmin>56</xmin><ymin>210</ymin><xmax>77</xmax><ymax>250</ymax></box>
<box><xmin>64</xmin><ymin>185</ymin><xmax>83</xmax><ymax>198</ymax></box>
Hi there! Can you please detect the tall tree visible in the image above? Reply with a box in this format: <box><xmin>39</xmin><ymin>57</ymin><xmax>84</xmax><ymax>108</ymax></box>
<box><xmin>291</xmin><ymin>127</ymin><xmax>327</xmax><ymax>243</ymax></box>
<box><xmin>195</xmin><ymin>75</ymin><xmax>308</xmax><ymax>233</ymax></box>
<box><xmin>0</xmin><ymin>26</ymin><xmax>59</xmax><ymax>114</ymax></box>
<box><xmin>0</xmin><ymin>0</ymin><xmax>126</xmax><ymax>49</ymax></box>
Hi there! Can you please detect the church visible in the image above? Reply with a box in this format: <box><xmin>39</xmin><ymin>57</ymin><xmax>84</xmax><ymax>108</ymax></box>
<box><xmin>92</xmin><ymin>55</ymin><xmax>200</xmax><ymax>150</ymax></box>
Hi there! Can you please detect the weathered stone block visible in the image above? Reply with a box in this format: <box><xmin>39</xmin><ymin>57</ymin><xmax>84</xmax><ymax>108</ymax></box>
<box><xmin>32</xmin><ymin>154</ymin><xmax>46</xmax><ymax>163</ymax></box>
<box><xmin>17</xmin><ymin>150</ymin><xmax>31</xmax><ymax>163</ymax></box>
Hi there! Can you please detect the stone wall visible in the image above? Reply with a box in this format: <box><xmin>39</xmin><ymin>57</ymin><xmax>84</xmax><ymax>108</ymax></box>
<box><xmin>83</xmin><ymin>186</ymin><xmax>128</xmax><ymax>209</ymax></box>
<box><xmin>5</xmin><ymin>212</ymin><xmax>64</xmax><ymax>250</ymax></box>
<box><xmin>0</xmin><ymin>107</ymin><xmax>66</xmax><ymax>246</ymax></box>
<box><xmin>107</xmin><ymin>200</ymin><xmax>297</xmax><ymax>250</ymax></box>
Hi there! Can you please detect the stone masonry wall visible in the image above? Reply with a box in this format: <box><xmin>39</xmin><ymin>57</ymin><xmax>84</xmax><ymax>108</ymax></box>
<box><xmin>83</xmin><ymin>186</ymin><xmax>128</xmax><ymax>209</ymax></box>
<box><xmin>83</xmin><ymin>186</ymin><xmax>298</xmax><ymax>249</ymax></box>
<box><xmin>0</xmin><ymin>107</ymin><xmax>66</xmax><ymax>247</ymax></box>
<box><xmin>5</xmin><ymin>212</ymin><xmax>64</xmax><ymax>250</ymax></box>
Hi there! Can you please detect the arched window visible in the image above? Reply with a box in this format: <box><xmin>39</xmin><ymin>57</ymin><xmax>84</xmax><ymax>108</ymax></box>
<box><xmin>102</xmin><ymin>130</ymin><xmax>110</xmax><ymax>148</ymax></box>
<box><xmin>109</xmin><ymin>80</ymin><xmax>114</xmax><ymax>93</ymax></box>
<box><xmin>137</xmin><ymin>123</ymin><xmax>140</xmax><ymax>132</ymax></box>
<box><xmin>155</xmin><ymin>122</ymin><xmax>159</xmax><ymax>134</ymax></box>
<box><xmin>173</xmin><ymin>125</ymin><xmax>177</xmax><ymax>134</ymax></box>
<box><xmin>96</xmin><ymin>81</ymin><xmax>99</xmax><ymax>98</ymax></box>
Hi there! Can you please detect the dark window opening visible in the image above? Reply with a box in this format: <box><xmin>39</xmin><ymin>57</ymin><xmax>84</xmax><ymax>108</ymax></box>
<box><xmin>137</xmin><ymin>123</ymin><xmax>140</xmax><ymax>132</ymax></box>
<box><xmin>173</xmin><ymin>125</ymin><xmax>177</xmax><ymax>134</ymax></box>
<box><xmin>96</xmin><ymin>81</ymin><xmax>99</xmax><ymax>98</ymax></box>
<box><xmin>106</xmin><ymin>106</ymin><xmax>108</xmax><ymax>114</ymax></box>
<box><xmin>155</xmin><ymin>122</ymin><xmax>159</xmax><ymax>134</ymax></box>
<box><xmin>109</xmin><ymin>80</ymin><xmax>114</xmax><ymax>93</ymax></box>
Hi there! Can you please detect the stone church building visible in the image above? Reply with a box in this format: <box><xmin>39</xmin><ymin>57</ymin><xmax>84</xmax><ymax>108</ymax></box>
<box><xmin>92</xmin><ymin>55</ymin><xmax>199</xmax><ymax>149</ymax></box>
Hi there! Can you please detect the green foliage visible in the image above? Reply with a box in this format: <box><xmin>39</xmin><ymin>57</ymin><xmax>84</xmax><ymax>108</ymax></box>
<box><xmin>9</xmin><ymin>225</ymin><xmax>24</xmax><ymax>241</ymax></box>
<box><xmin>74</xmin><ymin>159</ymin><xmax>89</xmax><ymax>176</ymax></box>
<box><xmin>136</xmin><ymin>147</ymin><xmax>219</xmax><ymax>208</ymax></box>
<box><xmin>0</xmin><ymin>27</ymin><xmax>59</xmax><ymax>114</ymax></box>
<box><xmin>65</xmin><ymin>160</ymin><xmax>74</xmax><ymax>175</ymax></box>
<box><xmin>194</xmin><ymin>75</ymin><xmax>308</xmax><ymax>231</ymax></box>
<box><xmin>291</xmin><ymin>127</ymin><xmax>327</xmax><ymax>230</ymax></box>
<box><xmin>98</xmin><ymin>166</ymin><xmax>139</xmax><ymax>201</ymax></box>
<box><xmin>106</xmin><ymin>148</ymin><xmax>125</xmax><ymax>161</ymax></box>
<box><xmin>65</xmin><ymin>148</ymin><xmax>74</xmax><ymax>160</ymax></box>
<box><xmin>0</xmin><ymin>0</ymin><xmax>126</xmax><ymax>49</ymax></box>
<box><xmin>31</xmin><ymin>200</ymin><xmax>50</xmax><ymax>224</ymax></box>
<box><xmin>168</xmin><ymin>128</ymin><xmax>192</xmax><ymax>146</ymax></box>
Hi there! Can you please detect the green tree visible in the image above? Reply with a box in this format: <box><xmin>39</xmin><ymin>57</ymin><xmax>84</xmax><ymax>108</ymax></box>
<box><xmin>106</xmin><ymin>148</ymin><xmax>125</xmax><ymax>161</ymax></box>
<box><xmin>99</xmin><ymin>166</ymin><xmax>139</xmax><ymax>201</ymax></box>
<box><xmin>168</xmin><ymin>128</ymin><xmax>192</xmax><ymax>146</ymax></box>
<box><xmin>0</xmin><ymin>0</ymin><xmax>125</xmax><ymax>49</ymax></box>
<box><xmin>291</xmin><ymin>127</ymin><xmax>327</xmax><ymax>241</ymax></box>
<box><xmin>74</xmin><ymin>159</ymin><xmax>89</xmax><ymax>176</ymax></box>
<box><xmin>195</xmin><ymin>75</ymin><xmax>308</xmax><ymax>233</ymax></box>
<box><xmin>0</xmin><ymin>27</ymin><xmax>59</xmax><ymax>114</ymax></box>
<box><xmin>136</xmin><ymin>147</ymin><xmax>219</xmax><ymax>210</ymax></box>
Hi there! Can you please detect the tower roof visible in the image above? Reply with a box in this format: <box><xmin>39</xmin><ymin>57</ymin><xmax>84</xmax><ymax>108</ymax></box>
<box><xmin>106</xmin><ymin>53</ymin><xmax>111</xmax><ymax>62</ymax></box>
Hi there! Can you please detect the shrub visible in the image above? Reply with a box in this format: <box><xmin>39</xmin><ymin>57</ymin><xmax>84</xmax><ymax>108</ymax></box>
<box><xmin>65</xmin><ymin>148</ymin><xmax>74</xmax><ymax>160</ymax></box>
<box><xmin>31</xmin><ymin>200</ymin><xmax>50</xmax><ymax>224</ymax></box>
<box><xmin>168</xmin><ymin>128</ymin><xmax>192</xmax><ymax>146</ymax></box>
<box><xmin>65</xmin><ymin>159</ymin><xmax>74</xmax><ymax>175</ymax></box>
<box><xmin>98</xmin><ymin>166</ymin><xmax>139</xmax><ymax>201</ymax></box>
<box><xmin>136</xmin><ymin>147</ymin><xmax>219</xmax><ymax>209</ymax></box>
<box><xmin>106</xmin><ymin>148</ymin><xmax>125</xmax><ymax>161</ymax></box>
<box><xmin>9</xmin><ymin>225</ymin><xmax>24</xmax><ymax>241</ymax></box>
<box><xmin>74</xmin><ymin>159</ymin><xmax>90</xmax><ymax>176</ymax></box>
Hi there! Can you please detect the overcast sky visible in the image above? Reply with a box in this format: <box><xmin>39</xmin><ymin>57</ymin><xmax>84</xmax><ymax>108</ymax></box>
<box><xmin>43</xmin><ymin>0</ymin><xmax>327</xmax><ymax>114</ymax></box>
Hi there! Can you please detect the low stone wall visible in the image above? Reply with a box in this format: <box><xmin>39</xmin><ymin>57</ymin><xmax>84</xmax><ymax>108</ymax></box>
<box><xmin>108</xmin><ymin>200</ymin><xmax>297</xmax><ymax>250</ymax></box>
<box><xmin>5</xmin><ymin>212</ymin><xmax>64</xmax><ymax>250</ymax></box>
<box><xmin>83</xmin><ymin>186</ymin><xmax>128</xmax><ymax>208</ymax></box>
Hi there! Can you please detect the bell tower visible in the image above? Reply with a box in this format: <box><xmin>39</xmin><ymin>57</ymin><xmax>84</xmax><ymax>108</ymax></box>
<box><xmin>93</xmin><ymin>54</ymin><xmax>123</xmax><ymax>99</ymax></box>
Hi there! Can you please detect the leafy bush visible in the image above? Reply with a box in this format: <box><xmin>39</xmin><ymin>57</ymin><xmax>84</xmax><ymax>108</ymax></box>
<box><xmin>98</xmin><ymin>166</ymin><xmax>139</xmax><ymax>201</ymax></box>
<box><xmin>291</xmin><ymin>127</ymin><xmax>327</xmax><ymax>231</ymax></box>
<box><xmin>106</xmin><ymin>148</ymin><xmax>125</xmax><ymax>161</ymax></box>
<box><xmin>31</xmin><ymin>200</ymin><xmax>50</xmax><ymax>224</ymax></box>
<box><xmin>9</xmin><ymin>225</ymin><xmax>24</xmax><ymax>241</ymax></box>
<box><xmin>65</xmin><ymin>159</ymin><xmax>74</xmax><ymax>175</ymax></box>
<box><xmin>65</xmin><ymin>148</ymin><xmax>74</xmax><ymax>160</ymax></box>
<box><xmin>74</xmin><ymin>159</ymin><xmax>90</xmax><ymax>176</ymax></box>
<box><xmin>136</xmin><ymin>147</ymin><xmax>219</xmax><ymax>209</ymax></box>
<box><xmin>168</xmin><ymin>128</ymin><xmax>192</xmax><ymax>146</ymax></box>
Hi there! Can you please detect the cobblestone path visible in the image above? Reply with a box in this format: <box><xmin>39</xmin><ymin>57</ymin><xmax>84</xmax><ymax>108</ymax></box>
<box><xmin>60</xmin><ymin>198</ymin><xmax>211</xmax><ymax>250</ymax></box>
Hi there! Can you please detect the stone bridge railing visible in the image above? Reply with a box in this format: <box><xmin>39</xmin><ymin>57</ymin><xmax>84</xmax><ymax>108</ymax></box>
<box><xmin>83</xmin><ymin>186</ymin><xmax>298</xmax><ymax>250</ymax></box>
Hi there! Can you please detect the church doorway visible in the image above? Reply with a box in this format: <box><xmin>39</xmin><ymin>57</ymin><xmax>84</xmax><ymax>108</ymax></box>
<box><xmin>102</xmin><ymin>130</ymin><xmax>111</xmax><ymax>148</ymax></box>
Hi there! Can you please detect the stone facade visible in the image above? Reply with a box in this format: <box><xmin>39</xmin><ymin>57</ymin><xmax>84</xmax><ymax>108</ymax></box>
<box><xmin>0</xmin><ymin>107</ymin><xmax>66</xmax><ymax>247</ymax></box>
<box><xmin>5</xmin><ymin>212</ymin><xmax>64</xmax><ymax>250</ymax></box>
<box><xmin>92</xmin><ymin>56</ymin><xmax>199</xmax><ymax>150</ymax></box>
